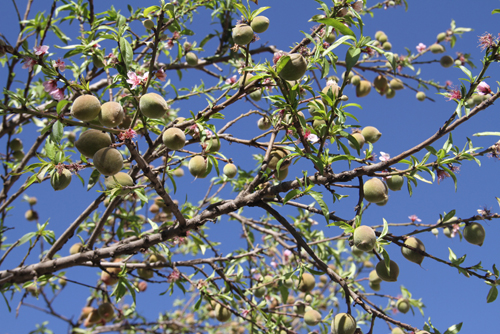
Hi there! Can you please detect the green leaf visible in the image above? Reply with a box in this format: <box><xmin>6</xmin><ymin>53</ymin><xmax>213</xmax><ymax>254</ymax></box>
<box><xmin>275</xmin><ymin>55</ymin><xmax>290</xmax><ymax>75</ymax></box>
<box><xmin>50</xmin><ymin>121</ymin><xmax>64</xmax><ymax>143</ymax></box>
<box><xmin>473</xmin><ymin>131</ymin><xmax>500</xmax><ymax>137</ymax></box>
<box><xmin>487</xmin><ymin>286</ymin><xmax>498</xmax><ymax>303</ymax></box>
<box><xmin>143</xmin><ymin>5</ymin><xmax>160</xmax><ymax>16</ymax></box>
<box><xmin>378</xmin><ymin>218</ymin><xmax>389</xmax><ymax>240</ymax></box>
<box><xmin>56</xmin><ymin>100</ymin><xmax>70</xmax><ymax>114</ymax></box>
<box><xmin>491</xmin><ymin>9</ymin><xmax>500</xmax><ymax>14</ymax></box>
<box><xmin>309</xmin><ymin>191</ymin><xmax>329</xmax><ymax>223</ymax></box>
<box><xmin>448</xmin><ymin>247</ymin><xmax>457</xmax><ymax>261</ymax></box>
<box><xmin>345</xmin><ymin>47</ymin><xmax>361</xmax><ymax>73</ymax></box>
<box><xmin>18</xmin><ymin>232</ymin><xmax>37</xmax><ymax>246</ymax></box>
<box><xmin>283</xmin><ymin>189</ymin><xmax>301</xmax><ymax>204</ymax></box>
<box><xmin>119</xmin><ymin>37</ymin><xmax>133</xmax><ymax>67</ymax></box>
<box><xmin>317</xmin><ymin>18</ymin><xmax>355</xmax><ymax>37</ymax></box>
<box><xmin>443</xmin><ymin>322</ymin><xmax>462</xmax><ymax>334</ymax></box>
<box><xmin>87</xmin><ymin>169</ymin><xmax>100</xmax><ymax>191</ymax></box>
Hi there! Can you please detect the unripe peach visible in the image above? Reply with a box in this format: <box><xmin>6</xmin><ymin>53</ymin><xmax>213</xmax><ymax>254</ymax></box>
<box><xmin>363</xmin><ymin>178</ymin><xmax>388</xmax><ymax>203</ymax></box>
<box><xmin>99</xmin><ymin>102</ymin><xmax>124</xmax><ymax>127</ymax></box>
<box><xmin>149</xmin><ymin>253</ymin><xmax>166</xmax><ymax>263</ymax></box>
<box><xmin>376</xmin><ymin>32</ymin><xmax>388</xmax><ymax>44</ymax></box>
<box><xmin>189</xmin><ymin>156</ymin><xmax>208</xmax><ymax>178</ymax></box>
<box><xmin>232</xmin><ymin>24</ymin><xmax>254</xmax><ymax>46</ymax></box>
<box><xmin>101</xmin><ymin>266</ymin><xmax>121</xmax><ymax>286</ymax></box>
<box><xmin>331</xmin><ymin>313</ymin><xmax>356</xmax><ymax>334</ymax></box>
<box><xmin>186</xmin><ymin>52</ymin><xmax>198</xmax><ymax>66</ymax></box>
<box><xmin>257</xmin><ymin>117</ymin><xmax>271</xmax><ymax>130</ymax></box>
<box><xmin>276</xmin><ymin>167</ymin><xmax>288</xmax><ymax>181</ymax></box>
<box><xmin>137</xmin><ymin>281</ymin><xmax>148</xmax><ymax>292</ymax></box>
<box><xmin>390</xmin><ymin>78</ymin><xmax>404</xmax><ymax>90</ymax></box>
<box><xmin>437</xmin><ymin>32</ymin><xmax>446</xmax><ymax>42</ymax></box>
<box><xmin>238</xmin><ymin>73</ymin><xmax>254</xmax><ymax>88</ymax></box>
<box><xmin>12</xmin><ymin>150</ymin><xmax>25</xmax><ymax>160</ymax></box>
<box><xmin>396</xmin><ymin>298</ymin><xmax>410</xmax><ymax>314</ymax></box>
<box><xmin>369</xmin><ymin>281</ymin><xmax>381</xmax><ymax>291</ymax></box>
<box><xmin>223</xmin><ymin>163</ymin><xmax>237</xmax><ymax>178</ymax></box>
<box><xmin>430</xmin><ymin>43</ymin><xmax>445</xmax><ymax>54</ymax></box>
<box><xmin>9</xmin><ymin>138</ymin><xmax>23</xmax><ymax>151</ymax></box>
<box><xmin>368</xmin><ymin>269</ymin><xmax>382</xmax><ymax>284</ymax></box>
<box><xmin>214</xmin><ymin>304</ymin><xmax>231</xmax><ymax>322</ymax></box>
<box><xmin>137</xmin><ymin>267</ymin><xmax>154</xmax><ymax>279</ymax></box>
<box><xmin>325</xmin><ymin>32</ymin><xmax>336</xmax><ymax>43</ymax></box>
<box><xmin>58</xmin><ymin>276</ymin><xmax>67</xmax><ymax>287</ymax></box>
<box><xmin>351</xmin><ymin>75</ymin><xmax>361</xmax><ymax>86</ymax></box>
<box><xmin>386</xmin><ymin>87</ymin><xmax>396</xmax><ymax>99</ymax></box>
<box><xmin>140</xmin><ymin>93</ymin><xmax>168</xmax><ymax>119</ymax></box>
<box><xmin>382</xmin><ymin>41</ymin><xmax>392</xmax><ymax>51</ymax></box>
<box><xmin>249</xmin><ymin>89</ymin><xmax>262</xmax><ymax>101</ymax></box>
<box><xmin>162</xmin><ymin>128</ymin><xmax>186</xmax><ymax>150</ymax></box>
<box><xmin>304</xmin><ymin>308</ymin><xmax>322</xmax><ymax>326</ymax></box>
<box><xmin>356</xmin><ymin>80</ymin><xmax>371</xmax><ymax>97</ymax></box>
<box><xmin>361</xmin><ymin>126</ymin><xmax>382</xmax><ymax>143</ymax></box>
<box><xmin>322</xmin><ymin>83</ymin><xmax>339</xmax><ymax>104</ymax></box>
<box><xmin>205</xmin><ymin>137</ymin><xmax>221</xmax><ymax>153</ymax></box>
<box><xmin>51</xmin><ymin>169</ymin><xmax>72</xmax><ymax>191</ymax></box>
<box><xmin>463</xmin><ymin>222</ymin><xmax>485</xmax><ymax>246</ymax></box>
<box><xmin>173</xmin><ymin>168</ymin><xmax>184</xmax><ymax>177</ymax></box>
<box><xmin>254</xmin><ymin>284</ymin><xmax>266</xmax><ymax>298</ymax></box>
<box><xmin>375</xmin><ymin>260</ymin><xmax>399</xmax><ymax>282</ymax></box>
<box><xmin>85</xmin><ymin>309</ymin><xmax>102</xmax><ymax>326</ymax></box>
<box><xmin>69</xmin><ymin>243</ymin><xmax>83</xmax><ymax>255</ymax></box>
<box><xmin>82</xmin><ymin>306</ymin><xmax>94</xmax><ymax>317</ymax></box>
<box><xmin>278</xmin><ymin>53</ymin><xmax>308</xmax><ymax>81</ymax></box>
<box><xmin>386</xmin><ymin>175</ymin><xmax>404</xmax><ymax>191</ymax></box>
<box><xmin>268</xmin><ymin>148</ymin><xmax>290</xmax><ymax>171</ymax></box>
<box><xmin>298</xmin><ymin>273</ymin><xmax>315</xmax><ymax>293</ymax></box>
<box><xmin>25</xmin><ymin>209</ymin><xmax>38</xmax><ymax>221</ymax></box>
<box><xmin>348</xmin><ymin>133</ymin><xmax>365</xmax><ymax>150</ymax></box>
<box><xmin>416</xmin><ymin>91</ymin><xmax>426</xmax><ymax>101</ymax></box>
<box><xmin>392</xmin><ymin>327</ymin><xmax>405</xmax><ymax>334</ymax></box>
<box><xmin>104</xmin><ymin>172</ymin><xmax>134</xmax><ymax>195</ymax></box>
<box><xmin>143</xmin><ymin>19</ymin><xmax>155</xmax><ymax>30</ymax></box>
<box><xmin>251</xmin><ymin>16</ymin><xmax>269</xmax><ymax>33</ymax></box>
<box><xmin>351</xmin><ymin>245</ymin><xmax>364</xmax><ymax>257</ymax></box>
<box><xmin>374</xmin><ymin>31</ymin><xmax>385</xmax><ymax>40</ymax></box>
<box><xmin>27</xmin><ymin>197</ymin><xmax>37</xmax><ymax>205</ymax></box>
<box><xmin>93</xmin><ymin>148</ymin><xmax>123</xmax><ymax>176</ymax></box>
<box><xmin>415</xmin><ymin>331</ymin><xmax>431</xmax><ymax>334</ymax></box>
<box><xmin>98</xmin><ymin>302</ymin><xmax>114</xmax><ymax>321</ymax></box>
<box><xmin>75</xmin><ymin>129</ymin><xmax>112</xmax><ymax>158</ymax></box>
<box><xmin>71</xmin><ymin>95</ymin><xmax>101</xmax><ymax>122</ymax></box>
<box><xmin>373</xmin><ymin>75</ymin><xmax>388</xmax><ymax>92</ymax></box>
<box><xmin>440</xmin><ymin>55</ymin><xmax>454</xmax><ymax>68</ymax></box>
<box><xmin>353</xmin><ymin>225</ymin><xmax>376</xmax><ymax>252</ymax></box>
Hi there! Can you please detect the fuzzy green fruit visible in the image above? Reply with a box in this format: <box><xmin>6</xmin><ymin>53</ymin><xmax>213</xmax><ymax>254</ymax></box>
<box><xmin>325</xmin><ymin>32</ymin><xmax>336</xmax><ymax>43</ymax></box>
<box><xmin>69</xmin><ymin>243</ymin><xmax>83</xmax><ymax>255</ymax></box>
<box><xmin>369</xmin><ymin>281</ymin><xmax>381</xmax><ymax>291</ymax></box>
<box><xmin>251</xmin><ymin>16</ymin><xmax>269</xmax><ymax>33</ymax></box>
<box><xmin>401</xmin><ymin>237</ymin><xmax>425</xmax><ymax>265</ymax></box>
<box><xmin>139</xmin><ymin>93</ymin><xmax>169</xmax><ymax>119</ymax></box>
<box><xmin>363</xmin><ymin>178</ymin><xmax>388</xmax><ymax>203</ymax></box>
<box><xmin>257</xmin><ymin>117</ymin><xmax>271</xmax><ymax>130</ymax></box>
<box><xmin>356</xmin><ymin>80</ymin><xmax>371</xmax><ymax>97</ymax></box>
<box><xmin>392</xmin><ymin>327</ymin><xmax>405</xmax><ymax>334</ymax></box>
<box><xmin>313</xmin><ymin>119</ymin><xmax>326</xmax><ymax>129</ymax></box>
<box><xmin>276</xmin><ymin>167</ymin><xmax>288</xmax><ymax>181</ymax></box>
<box><xmin>9</xmin><ymin>138</ymin><xmax>23</xmax><ymax>151</ymax></box>
<box><xmin>396</xmin><ymin>298</ymin><xmax>410</xmax><ymax>314</ymax></box>
<box><xmin>463</xmin><ymin>222</ymin><xmax>485</xmax><ymax>246</ymax></box>
<box><xmin>278</xmin><ymin>53</ymin><xmax>308</xmax><ymax>81</ymax></box>
<box><xmin>137</xmin><ymin>267</ymin><xmax>154</xmax><ymax>279</ymax></box>
<box><xmin>98</xmin><ymin>302</ymin><xmax>114</xmax><ymax>321</ymax></box>
<box><xmin>440</xmin><ymin>55</ymin><xmax>454</xmax><ymax>68</ymax></box>
<box><xmin>232</xmin><ymin>24</ymin><xmax>254</xmax><ymax>46</ymax></box>
<box><xmin>254</xmin><ymin>284</ymin><xmax>266</xmax><ymax>298</ymax></box>
<box><xmin>377</xmin><ymin>33</ymin><xmax>388</xmax><ymax>44</ymax></box>
<box><xmin>85</xmin><ymin>309</ymin><xmax>102</xmax><ymax>326</ymax></box>
<box><xmin>205</xmin><ymin>137</ymin><xmax>221</xmax><ymax>153</ymax></box>
<box><xmin>331</xmin><ymin>313</ymin><xmax>356</xmax><ymax>334</ymax></box>
<box><xmin>249</xmin><ymin>89</ymin><xmax>262</xmax><ymax>101</ymax></box>
<box><xmin>267</xmin><ymin>148</ymin><xmax>290</xmax><ymax>171</ymax></box>
<box><xmin>430</xmin><ymin>43</ymin><xmax>445</xmax><ymax>54</ymax></box>
<box><xmin>382</xmin><ymin>41</ymin><xmax>392</xmax><ymax>51</ymax></box>
<box><xmin>374</xmin><ymin>31</ymin><xmax>385</xmax><ymax>40</ymax></box>
<box><xmin>104</xmin><ymin>172</ymin><xmax>135</xmax><ymax>195</ymax></box>
<box><xmin>351</xmin><ymin>245</ymin><xmax>364</xmax><ymax>257</ymax></box>
<box><xmin>189</xmin><ymin>156</ymin><xmax>207</xmax><ymax>178</ymax></box>
<box><xmin>214</xmin><ymin>304</ymin><xmax>232</xmax><ymax>322</ymax></box>
<box><xmin>390</xmin><ymin>78</ymin><xmax>404</xmax><ymax>90</ymax></box>
<box><xmin>386</xmin><ymin>175</ymin><xmax>404</xmax><ymax>191</ymax></box>
<box><xmin>186</xmin><ymin>52</ymin><xmax>198</xmax><ymax>66</ymax></box>
<box><xmin>298</xmin><ymin>273</ymin><xmax>315</xmax><ymax>293</ymax></box>
<box><xmin>238</xmin><ymin>73</ymin><xmax>254</xmax><ymax>88</ymax></box>
<box><xmin>375</xmin><ymin>260</ymin><xmax>399</xmax><ymax>282</ymax></box>
<box><xmin>437</xmin><ymin>32</ymin><xmax>446</xmax><ymax>42</ymax></box>
<box><xmin>99</xmin><ymin>101</ymin><xmax>124</xmax><ymax>127</ymax></box>
<box><xmin>415</xmin><ymin>331</ymin><xmax>431</xmax><ymax>334</ymax></box>
<box><xmin>25</xmin><ymin>209</ymin><xmax>38</xmax><ymax>221</ymax></box>
<box><xmin>353</xmin><ymin>225</ymin><xmax>376</xmax><ymax>252</ymax></box>
<box><xmin>93</xmin><ymin>148</ymin><xmax>123</xmax><ymax>176</ymax></box>
<box><xmin>373</xmin><ymin>75</ymin><xmax>388</xmax><ymax>93</ymax></box>
<box><xmin>416</xmin><ymin>91</ymin><xmax>426</xmax><ymax>101</ymax></box>
<box><xmin>173</xmin><ymin>168</ymin><xmax>184</xmax><ymax>177</ymax></box>
<box><xmin>348</xmin><ymin>133</ymin><xmax>365</xmax><ymax>150</ymax></box>
<box><xmin>304</xmin><ymin>309</ymin><xmax>322</xmax><ymax>326</ymax></box>
<box><xmin>368</xmin><ymin>269</ymin><xmax>382</xmax><ymax>284</ymax></box>
<box><xmin>143</xmin><ymin>19</ymin><xmax>155</xmax><ymax>30</ymax></box>
<box><xmin>322</xmin><ymin>84</ymin><xmax>339</xmax><ymax>104</ymax></box>
<box><xmin>75</xmin><ymin>129</ymin><xmax>112</xmax><ymax>158</ymax></box>
<box><xmin>51</xmin><ymin>169</ymin><xmax>72</xmax><ymax>191</ymax></box>
<box><xmin>71</xmin><ymin>95</ymin><xmax>101</xmax><ymax>122</ymax></box>
<box><xmin>386</xmin><ymin>87</ymin><xmax>396</xmax><ymax>99</ymax></box>
<box><xmin>162</xmin><ymin>128</ymin><xmax>186</xmax><ymax>150</ymax></box>
<box><xmin>223</xmin><ymin>163</ymin><xmax>237</xmax><ymax>178</ymax></box>
<box><xmin>361</xmin><ymin>126</ymin><xmax>382</xmax><ymax>143</ymax></box>
<box><xmin>351</xmin><ymin>75</ymin><xmax>361</xmax><ymax>86</ymax></box>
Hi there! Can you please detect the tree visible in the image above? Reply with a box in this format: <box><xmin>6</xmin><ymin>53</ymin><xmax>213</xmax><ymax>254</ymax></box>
<box><xmin>0</xmin><ymin>0</ymin><xmax>499</xmax><ymax>333</ymax></box>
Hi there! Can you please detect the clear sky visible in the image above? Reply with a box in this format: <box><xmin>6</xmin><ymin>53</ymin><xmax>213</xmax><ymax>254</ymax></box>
<box><xmin>1</xmin><ymin>1</ymin><xmax>500</xmax><ymax>333</ymax></box>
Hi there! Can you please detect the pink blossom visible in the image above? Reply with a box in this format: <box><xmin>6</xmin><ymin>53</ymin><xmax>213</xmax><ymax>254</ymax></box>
<box><xmin>445</xmin><ymin>80</ymin><xmax>453</xmax><ymax>87</ymax></box>
<box><xmin>270</xmin><ymin>261</ymin><xmax>277</xmax><ymax>269</ymax></box>
<box><xmin>126</xmin><ymin>71</ymin><xmax>148</xmax><ymax>89</ymax></box>
<box><xmin>165</xmin><ymin>39</ymin><xmax>175</xmax><ymax>50</ymax></box>
<box><xmin>408</xmin><ymin>215</ymin><xmax>421</xmax><ymax>223</ymax></box>
<box><xmin>379</xmin><ymin>152</ymin><xmax>390</xmax><ymax>162</ymax></box>
<box><xmin>54</xmin><ymin>58</ymin><xmax>66</xmax><ymax>72</ymax></box>
<box><xmin>450</xmin><ymin>224</ymin><xmax>460</xmax><ymax>238</ymax></box>
<box><xmin>92</xmin><ymin>43</ymin><xmax>101</xmax><ymax>49</ymax></box>
<box><xmin>476</xmin><ymin>81</ymin><xmax>492</xmax><ymax>96</ymax></box>
<box><xmin>446</xmin><ymin>89</ymin><xmax>461</xmax><ymax>101</ymax></box>
<box><xmin>49</xmin><ymin>88</ymin><xmax>65</xmax><ymax>101</ymax></box>
<box><xmin>22</xmin><ymin>57</ymin><xmax>36</xmax><ymax>71</ymax></box>
<box><xmin>167</xmin><ymin>269</ymin><xmax>180</xmax><ymax>283</ymax></box>
<box><xmin>118</xmin><ymin>128</ymin><xmax>137</xmax><ymax>140</ymax></box>
<box><xmin>172</xmin><ymin>31</ymin><xmax>180</xmax><ymax>40</ymax></box>
<box><xmin>363</xmin><ymin>46</ymin><xmax>375</xmax><ymax>57</ymax></box>
<box><xmin>155</xmin><ymin>68</ymin><xmax>166</xmax><ymax>82</ymax></box>
<box><xmin>478</xmin><ymin>33</ymin><xmax>494</xmax><ymax>51</ymax></box>
<box><xmin>352</xmin><ymin>1</ymin><xmax>363</xmax><ymax>13</ymax></box>
<box><xmin>437</xmin><ymin>169</ymin><xmax>450</xmax><ymax>183</ymax></box>
<box><xmin>283</xmin><ymin>249</ymin><xmax>292</xmax><ymax>263</ymax></box>
<box><xmin>338</xmin><ymin>7</ymin><xmax>349</xmax><ymax>17</ymax></box>
<box><xmin>43</xmin><ymin>80</ymin><xmax>57</xmax><ymax>92</ymax></box>
<box><xmin>34</xmin><ymin>45</ymin><xmax>49</xmax><ymax>56</ymax></box>
<box><xmin>240</xmin><ymin>309</ymin><xmax>250</xmax><ymax>318</ymax></box>
<box><xmin>273</xmin><ymin>51</ymin><xmax>287</xmax><ymax>65</ymax></box>
<box><xmin>225</xmin><ymin>75</ymin><xmax>237</xmax><ymax>85</ymax></box>
<box><xmin>304</xmin><ymin>130</ymin><xmax>319</xmax><ymax>143</ymax></box>
<box><xmin>416</xmin><ymin>43</ymin><xmax>426</xmax><ymax>53</ymax></box>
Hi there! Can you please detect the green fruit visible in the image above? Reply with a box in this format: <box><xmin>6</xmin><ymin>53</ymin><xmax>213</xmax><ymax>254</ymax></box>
<box><xmin>440</xmin><ymin>55</ymin><xmax>454</xmax><ymax>68</ymax></box>
<box><xmin>369</xmin><ymin>281</ymin><xmax>380</xmax><ymax>291</ymax></box>
<box><xmin>75</xmin><ymin>129</ymin><xmax>112</xmax><ymax>158</ymax></box>
<box><xmin>51</xmin><ymin>169</ymin><xmax>72</xmax><ymax>191</ymax></box>
<box><xmin>13</xmin><ymin>151</ymin><xmax>24</xmax><ymax>160</ymax></box>
<box><xmin>93</xmin><ymin>148</ymin><xmax>124</xmax><ymax>176</ymax></box>
<box><xmin>351</xmin><ymin>75</ymin><xmax>361</xmax><ymax>86</ymax></box>
<box><xmin>363</xmin><ymin>178</ymin><xmax>388</xmax><ymax>203</ymax></box>
<box><xmin>283</xmin><ymin>278</ymin><xmax>294</xmax><ymax>288</ymax></box>
<box><xmin>232</xmin><ymin>24</ymin><xmax>254</xmax><ymax>46</ymax></box>
<box><xmin>386</xmin><ymin>175</ymin><xmax>404</xmax><ymax>191</ymax></box>
<box><xmin>377</xmin><ymin>33</ymin><xmax>388</xmax><ymax>44</ymax></box>
<box><xmin>137</xmin><ymin>267</ymin><xmax>154</xmax><ymax>279</ymax></box>
<box><xmin>249</xmin><ymin>89</ymin><xmax>262</xmax><ymax>101</ymax></box>
<box><xmin>356</xmin><ymin>80</ymin><xmax>371</xmax><ymax>97</ymax></box>
<box><xmin>416</xmin><ymin>91</ymin><xmax>426</xmax><ymax>101</ymax></box>
<box><xmin>454</xmin><ymin>59</ymin><xmax>462</xmax><ymax>66</ymax></box>
<box><xmin>463</xmin><ymin>222</ymin><xmax>485</xmax><ymax>246</ymax></box>
<box><xmin>298</xmin><ymin>273</ymin><xmax>315</xmax><ymax>293</ymax></box>
<box><xmin>437</xmin><ymin>32</ymin><xmax>446</xmax><ymax>42</ymax></box>
<box><xmin>276</xmin><ymin>167</ymin><xmax>288</xmax><ymax>181</ymax></box>
<box><xmin>257</xmin><ymin>117</ymin><xmax>271</xmax><ymax>130</ymax></box>
<box><xmin>25</xmin><ymin>209</ymin><xmax>38</xmax><ymax>221</ymax></box>
<box><xmin>104</xmin><ymin>172</ymin><xmax>134</xmax><ymax>195</ymax></box>
<box><xmin>189</xmin><ymin>156</ymin><xmax>207</xmax><ymax>178</ymax></box>
<box><xmin>313</xmin><ymin>119</ymin><xmax>326</xmax><ymax>129</ymax></box>
<box><xmin>415</xmin><ymin>331</ymin><xmax>431</xmax><ymax>334</ymax></box>
<box><xmin>361</xmin><ymin>126</ymin><xmax>382</xmax><ymax>143</ymax></box>
<box><xmin>139</xmin><ymin>93</ymin><xmax>169</xmax><ymax>119</ymax></box>
<box><xmin>390</xmin><ymin>78</ymin><xmax>404</xmax><ymax>90</ymax></box>
<box><xmin>186</xmin><ymin>52</ymin><xmax>198</xmax><ymax>66</ymax></box>
<box><xmin>98</xmin><ymin>302</ymin><xmax>114</xmax><ymax>321</ymax></box>
<box><xmin>382</xmin><ymin>41</ymin><xmax>392</xmax><ymax>51</ymax></box>
<box><xmin>71</xmin><ymin>95</ymin><xmax>101</xmax><ymax>122</ymax></box>
<box><xmin>254</xmin><ymin>284</ymin><xmax>266</xmax><ymax>298</ymax></box>
<box><xmin>267</xmin><ymin>148</ymin><xmax>289</xmax><ymax>170</ymax></box>
<box><xmin>238</xmin><ymin>73</ymin><xmax>254</xmax><ymax>88</ymax></box>
<box><xmin>92</xmin><ymin>54</ymin><xmax>104</xmax><ymax>68</ymax></box>
<box><xmin>401</xmin><ymin>237</ymin><xmax>425</xmax><ymax>265</ymax></box>
<box><xmin>375</xmin><ymin>260</ymin><xmax>399</xmax><ymax>282</ymax></box>
<box><xmin>348</xmin><ymin>133</ymin><xmax>365</xmax><ymax>150</ymax></box>
<box><xmin>294</xmin><ymin>301</ymin><xmax>306</xmax><ymax>314</ymax></box>
<box><xmin>368</xmin><ymin>269</ymin><xmax>382</xmax><ymax>284</ymax></box>
<box><xmin>392</xmin><ymin>327</ymin><xmax>405</xmax><ymax>334</ymax></box>
<box><xmin>304</xmin><ymin>309</ymin><xmax>322</xmax><ymax>326</ymax></box>
<box><xmin>85</xmin><ymin>309</ymin><xmax>102</xmax><ymax>325</ymax></box>
<box><xmin>99</xmin><ymin>102</ymin><xmax>124</xmax><ymax>127</ymax></box>
<box><xmin>223</xmin><ymin>163</ymin><xmax>237</xmax><ymax>178</ymax></box>
<box><xmin>430</xmin><ymin>43</ymin><xmax>445</xmax><ymax>54</ymax></box>
<box><xmin>69</xmin><ymin>243</ymin><xmax>83</xmax><ymax>255</ymax></box>
<box><xmin>353</xmin><ymin>225</ymin><xmax>376</xmax><ymax>252</ymax></box>
<box><xmin>375</xmin><ymin>197</ymin><xmax>389</xmax><ymax>206</ymax></box>
<box><xmin>205</xmin><ymin>137</ymin><xmax>221</xmax><ymax>153</ymax></box>
<box><xmin>331</xmin><ymin>313</ymin><xmax>356</xmax><ymax>334</ymax></box>
<box><xmin>214</xmin><ymin>304</ymin><xmax>232</xmax><ymax>322</ymax></box>
<box><xmin>325</xmin><ymin>32</ymin><xmax>336</xmax><ymax>43</ymax></box>
<box><xmin>143</xmin><ymin>19</ymin><xmax>155</xmax><ymax>30</ymax></box>
<box><xmin>278</xmin><ymin>53</ymin><xmax>308</xmax><ymax>81</ymax></box>
<box><xmin>396</xmin><ymin>298</ymin><xmax>410</xmax><ymax>314</ymax></box>
<box><xmin>162</xmin><ymin>128</ymin><xmax>186</xmax><ymax>150</ymax></box>
<box><xmin>251</xmin><ymin>16</ymin><xmax>269</xmax><ymax>33</ymax></box>
<box><xmin>374</xmin><ymin>31</ymin><xmax>385</xmax><ymax>40</ymax></box>
<box><xmin>373</xmin><ymin>75</ymin><xmax>388</xmax><ymax>92</ymax></box>
<box><xmin>9</xmin><ymin>138</ymin><xmax>23</xmax><ymax>151</ymax></box>
<box><xmin>351</xmin><ymin>245</ymin><xmax>364</xmax><ymax>257</ymax></box>
<box><xmin>101</xmin><ymin>266</ymin><xmax>121</xmax><ymax>286</ymax></box>
<box><xmin>386</xmin><ymin>88</ymin><xmax>396</xmax><ymax>99</ymax></box>
<box><xmin>322</xmin><ymin>84</ymin><xmax>339</xmax><ymax>104</ymax></box>
<box><xmin>173</xmin><ymin>168</ymin><xmax>184</xmax><ymax>177</ymax></box>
